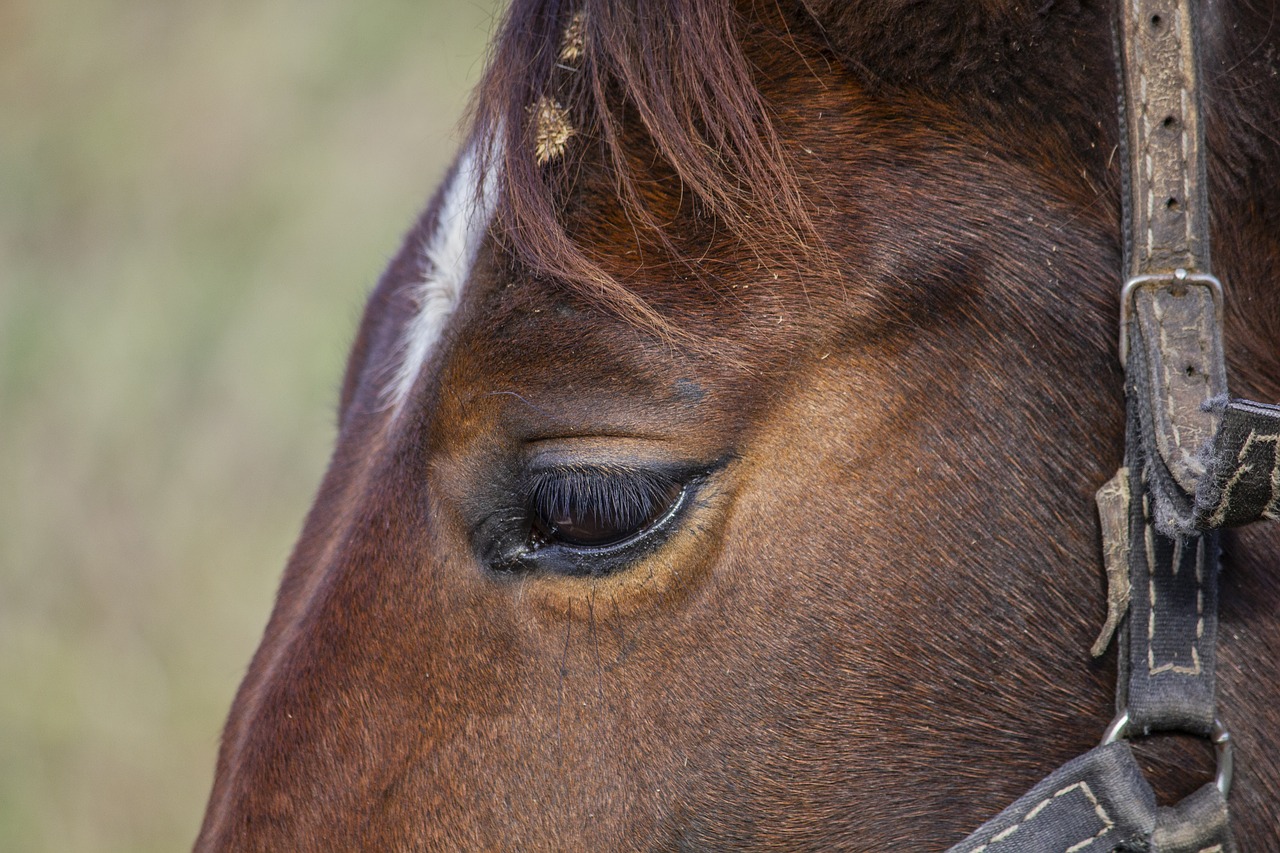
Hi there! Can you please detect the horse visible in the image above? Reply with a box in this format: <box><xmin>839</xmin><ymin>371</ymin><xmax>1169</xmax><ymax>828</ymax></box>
<box><xmin>194</xmin><ymin>0</ymin><xmax>1280</xmax><ymax>848</ymax></box>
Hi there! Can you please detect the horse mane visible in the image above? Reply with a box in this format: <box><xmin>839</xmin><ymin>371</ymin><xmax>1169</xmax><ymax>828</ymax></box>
<box><xmin>471</xmin><ymin>0</ymin><xmax>817</xmax><ymax>334</ymax></box>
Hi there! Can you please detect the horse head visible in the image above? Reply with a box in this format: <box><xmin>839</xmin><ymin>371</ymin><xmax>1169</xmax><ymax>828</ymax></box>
<box><xmin>196</xmin><ymin>1</ymin><xmax>1280</xmax><ymax>847</ymax></box>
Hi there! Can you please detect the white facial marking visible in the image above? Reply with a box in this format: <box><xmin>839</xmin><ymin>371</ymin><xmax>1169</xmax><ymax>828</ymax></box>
<box><xmin>385</xmin><ymin>139</ymin><xmax>501</xmax><ymax>411</ymax></box>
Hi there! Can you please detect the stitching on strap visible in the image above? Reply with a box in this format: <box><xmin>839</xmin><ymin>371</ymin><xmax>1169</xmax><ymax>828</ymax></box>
<box><xmin>1175</xmin><ymin>3</ymin><xmax>1192</xmax><ymax>251</ymax></box>
<box><xmin>1208</xmin><ymin>428</ymin><xmax>1280</xmax><ymax>526</ymax></box>
<box><xmin>1153</xmin><ymin>289</ymin><xmax>1215</xmax><ymax>464</ymax></box>
<box><xmin>1131</xmin><ymin>0</ymin><xmax>1199</xmax><ymax>267</ymax></box>
<box><xmin>971</xmin><ymin>782</ymin><xmax>1115</xmax><ymax>853</ymax></box>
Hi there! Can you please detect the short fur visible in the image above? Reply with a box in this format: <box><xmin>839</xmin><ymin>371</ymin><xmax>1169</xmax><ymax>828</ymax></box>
<box><xmin>197</xmin><ymin>1</ymin><xmax>1280</xmax><ymax>848</ymax></box>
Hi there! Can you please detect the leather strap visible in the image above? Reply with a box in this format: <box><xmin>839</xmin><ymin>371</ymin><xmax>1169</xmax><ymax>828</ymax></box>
<box><xmin>1119</xmin><ymin>0</ymin><xmax>1209</xmax><ymax>278</ymax></box>
<box><xmin>1127</xmin><ymin>278</ymin><xmax>1226</xmax><ymax>526</ymax></box>
<box><xmin>1118</xmin><ymin>0</ymin><xmax>1280</xmax><ymax>537</ymax></box>
<box><xmin>1118</xmin><ymin>0</ymin><xmax>1229</xmax><ymax>532</ymax></box>
<box><xmin>950</xmin><ymin>0</ymin><xmax>1249</xmax><ymax>846</ymax></box>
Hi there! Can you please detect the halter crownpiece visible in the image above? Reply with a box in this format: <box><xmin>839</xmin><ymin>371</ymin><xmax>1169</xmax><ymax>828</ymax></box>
<box><xmin>950</xmin><ymin>0</ymin><xmax>1280</xmax><ymax>849</ymax></box>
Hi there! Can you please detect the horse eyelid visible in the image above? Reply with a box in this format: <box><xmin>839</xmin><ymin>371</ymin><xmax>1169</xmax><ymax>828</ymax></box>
<box><xmin>525</xmin><ymin>466</ymin><xmax>688</xmax><ymax>547</ymax></box>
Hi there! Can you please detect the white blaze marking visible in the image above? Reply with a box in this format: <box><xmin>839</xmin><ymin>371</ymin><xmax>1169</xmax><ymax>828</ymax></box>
<box><xmin>385</xmin><ymin>139</ymin><xmax>500</xmax><ymax>410</ymax></box>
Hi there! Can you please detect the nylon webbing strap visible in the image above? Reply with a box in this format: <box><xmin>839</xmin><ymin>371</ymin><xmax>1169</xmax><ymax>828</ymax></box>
<box><xmin>1108</xmin><ymin>0</ymin><xmax>1234</xmax><ymax>839</ymax></box>
<box><xmin>1195</xmin><ymin>399</ymin><xmax>1280</xmax><ymax>527</ymax></box>
<box><xmin>947</xmin><ymin>744</ymin><xmax>1235</xmax><ymax>852</ymax></box>
<box><xmin>1151</xmin><ymin>784</ymin><xmax>1236</xmax><ymax>852</ymax></box>
<box><xmin>1119</xmin><ymin>346</ymin><xmax>1222</xmax><ymax>735</ymax></box>
<box><xmin>947</xmin><ymin>745</ymin><xmax>1155</xmax><ymax>853</ymax></box>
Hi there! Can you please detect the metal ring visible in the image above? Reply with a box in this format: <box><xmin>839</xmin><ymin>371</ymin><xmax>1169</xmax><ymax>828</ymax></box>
<box><xmin>1100</xmin><ymin>709</ymin><xmax>1131</xmax><ymax>746</ymax></box>
<box><xmin>1100</xmin><ymin>711</ymin><xmax>1234</xmax><ymax>798</ymax></box>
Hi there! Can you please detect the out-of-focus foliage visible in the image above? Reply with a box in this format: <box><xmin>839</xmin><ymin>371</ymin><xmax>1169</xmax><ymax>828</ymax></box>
<box><xmin>0</xmin><ymin>1</ymin><xmax>500</xmax><ymax>849</ymax></box>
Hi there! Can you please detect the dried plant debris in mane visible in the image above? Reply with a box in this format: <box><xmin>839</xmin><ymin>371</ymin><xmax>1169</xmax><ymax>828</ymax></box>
<box><xmin>471</xmin><ymin>0</ymin><xmax>822</xmax><ymax>337</ymax></box>
<box><xmin>532</xmin><ymin>96</ymin><xmax>575</xmax><ymax>165</ymax></box>
<box><xmin>559</xmin><ymin>9</ymin><xmax>586</xmax><ymax>64</ymax></box>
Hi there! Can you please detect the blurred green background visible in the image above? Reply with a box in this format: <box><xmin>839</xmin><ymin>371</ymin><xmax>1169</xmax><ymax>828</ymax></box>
<box><xmin>0</xmin><ymin>1</ymin><xmax>501</xmax><ymax>849</ymax></box>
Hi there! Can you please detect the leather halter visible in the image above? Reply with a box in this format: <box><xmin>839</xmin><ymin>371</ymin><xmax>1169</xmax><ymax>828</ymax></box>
<box><xmin>947</xmin><ymin>1</ymin><xmax>1280</xmax><ymax>849</ymax></box>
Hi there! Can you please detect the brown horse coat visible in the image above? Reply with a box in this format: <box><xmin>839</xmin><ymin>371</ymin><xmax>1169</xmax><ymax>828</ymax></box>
<box><xmin>197</xmin><ymin>1</ymin><xmax>1280</xmax><ymax>848</ymax></box>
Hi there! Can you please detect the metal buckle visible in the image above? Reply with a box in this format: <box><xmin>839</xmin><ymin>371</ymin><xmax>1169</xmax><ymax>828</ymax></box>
<box><xmin>1119</xmin><ymin>269</ymin><xmax>1224</xmax><ymax>362</ymax></box>
<box><xmin>1100</xmin><ymin>710</ymin><xmax>1234</xmax><ymax>798</ymax></box>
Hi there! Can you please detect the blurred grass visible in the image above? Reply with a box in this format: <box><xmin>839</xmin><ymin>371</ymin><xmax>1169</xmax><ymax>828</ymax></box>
<box><xmin>0</xmin><ymin>1</ymin><xmax>501</xmax><ymax>849</ymax></box>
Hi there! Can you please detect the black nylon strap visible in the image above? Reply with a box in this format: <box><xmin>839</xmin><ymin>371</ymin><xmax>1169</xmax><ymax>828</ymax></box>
<box><xmin>1121</xmin><ymin>339</ymin><xmax>1221</xmax><ymax>736</ymax></box>
<box><xmin>946</xmin><ymin>744</ymin><xmax>1156</xmax><ymax>853</ymax></box>
<box><xmin>946</xmin><ymin>745</ymin><xmax>1238</xmax><ymax>852</ymax></box>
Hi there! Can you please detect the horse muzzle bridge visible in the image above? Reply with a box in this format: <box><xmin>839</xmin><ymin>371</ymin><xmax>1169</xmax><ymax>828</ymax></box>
<box><xmin>949</xmin><ymin>0</ymin><xmax>1280</xmax><ymax>849</ymax></box>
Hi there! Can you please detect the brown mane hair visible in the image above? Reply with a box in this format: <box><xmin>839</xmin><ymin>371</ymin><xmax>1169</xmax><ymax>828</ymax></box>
<box><xmin>471</xmin><ymin>0</ymin><xmax>819</xmax><ymax>334</ymax></box>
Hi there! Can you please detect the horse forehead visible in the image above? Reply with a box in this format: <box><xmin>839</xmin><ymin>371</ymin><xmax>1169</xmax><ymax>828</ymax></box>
<box><xmin>431</xmin><ymin>277</ymin><xmax>733</xmax><ymax>444</ymax></box>
<box><xmin>383</xmin><ymin>176</ymin><xmax>715</xmax><ymax>421</ymax></box>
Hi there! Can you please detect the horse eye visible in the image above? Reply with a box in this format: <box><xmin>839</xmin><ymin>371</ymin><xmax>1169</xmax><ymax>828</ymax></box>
<box><xmin>526</xmin><ymin>467</ymin><xmax>686</xmax><ymax>549</ymax></box>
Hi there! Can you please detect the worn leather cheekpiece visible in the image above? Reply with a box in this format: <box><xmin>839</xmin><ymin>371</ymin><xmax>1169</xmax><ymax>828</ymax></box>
<box><xmin>1119</xmin><ymin>0</ymin><xmax>1280</xmax><ymax>539</ymax></box>
<box><xmin>949</xmin><ymin>0</ymin><xmax>1273</xmax><ymax>847</ymax></box>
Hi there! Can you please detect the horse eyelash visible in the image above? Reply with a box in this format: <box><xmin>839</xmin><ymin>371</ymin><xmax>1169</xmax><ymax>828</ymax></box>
<box><xmin>525</xmin><ymin>466</ymin><xmax>684</xmax><ymax>530</ymax></box>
